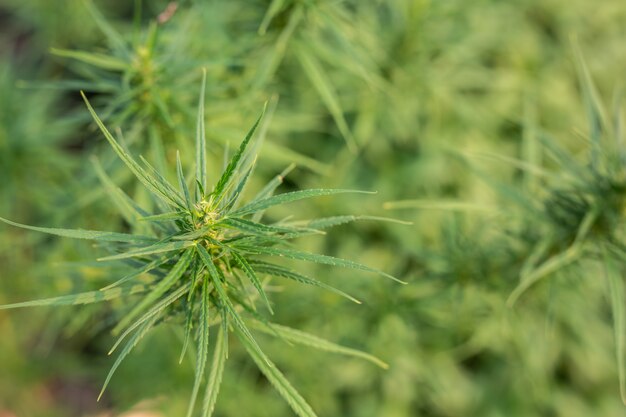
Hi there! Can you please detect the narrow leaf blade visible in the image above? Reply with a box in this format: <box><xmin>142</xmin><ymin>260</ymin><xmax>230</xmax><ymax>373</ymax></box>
<box><xmin>232</xmin><ymin>189</ymin><xmax>374</xmax><ymax>217</ymax></box>
<box><xmin>249</xmin><ymin>320</ymin><xmax>387</xmax><ymax>368</ymax></box>
<box><xmin>113</xmin><ymin>249</ymin><xmax>194</xmax><ymax>333</ymax></box>
<box><xmin>0</xmin><ymin>216</ymin><xmax>153</xmax><ymax>243</ymax></box>
<box><xmin>0</xmin><ymin>284</ymin><xmax>148</xmax><ymax>310</ymax></box>
<box><xmin>98</xmin><ymin>240</ymin><xmax>195</xmax><ymax>261</ymax></box>
<box><xmin>237</xmin><ymin>246</ymin><xmax>405</xmax><ymax>284</ymax></box>
<box><xmin>197</xmin><ymin>69</ymin><xmax>208</xmax><ymax>196</ymax></box>
<box><xmin>231</xmin><ymin>251</ymin><xmax>273</xmax><ymax>314</ymax></box>
<box><xmin>201</xmin><ymin>311</ymin><xmax>229</xmax><ymax>417</ymax></box>
<box><xmin>212</xmin><ymin>109</ymin><xmax>265</xmax><ymax>203</ymax></box>
<box><xmin>98</xmin><ymin>314</ymin><xmax>159</xmax><ymax>401</ymax></box>
<box><xmin>234</xmin><ymin>325</ymin><xmax>318</xmax><ymax>417</ymax></box>
<box><xmin>186</xmin><ymin>276</ymin><xmax>211</xmax><ymax>417</ymax></box>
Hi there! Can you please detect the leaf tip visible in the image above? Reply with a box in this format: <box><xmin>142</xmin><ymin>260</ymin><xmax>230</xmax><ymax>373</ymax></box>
<box><xmin>385</xmin><ymin>273</ymin><xmax>407</xmax><ymax>285</ymax></box>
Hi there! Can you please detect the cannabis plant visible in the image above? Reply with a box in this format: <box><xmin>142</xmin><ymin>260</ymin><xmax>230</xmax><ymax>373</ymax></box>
<box><xmin>49</xmin><ymin>0</ymin><xmax>329</xmax><ymax>180</ymax></box>
<box><xmin>395</xmin><ymin>50</ymin><xmax>626</xmax><ymax>406</ymax></box>
<box><xmin>504</xmin><ymin>54</ymin><xmax>626</xmax><ymax>404</ymax></box>
<box><xmin>48</xmin><ymin>0</ymin><xmax>201</xmax><ymax>162</ymax></box>
<box><xmin>0</xmin><ymin>73</ymin><xmax>403</xmax><ymax>417</ymax></box>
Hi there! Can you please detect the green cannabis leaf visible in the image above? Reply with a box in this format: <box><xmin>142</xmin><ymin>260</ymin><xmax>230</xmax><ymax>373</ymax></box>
<box><xmin>0</xmin><ymin>72</ymin><xmax>404</xmax><ymax>417</ymax></box>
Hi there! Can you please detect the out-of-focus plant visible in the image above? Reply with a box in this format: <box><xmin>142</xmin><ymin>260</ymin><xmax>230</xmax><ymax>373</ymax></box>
<box><xmin>48</xmin><ymin>1</ymin><xmax>200</xmax><ymax>166</ymax></box>
<box><xmin>0</xmin><ymin>64</ymin><xmax>74</xmax><ymax>217</ymax></box>
<box><xmin>501</xmin><ymin>51</ymin><xmax>626</xmax><ymax>405</ymax></box>
<box><xmin>388</xmin><ymin>49</ymin><xmax>626</xmax><ymax>408</ymax></box>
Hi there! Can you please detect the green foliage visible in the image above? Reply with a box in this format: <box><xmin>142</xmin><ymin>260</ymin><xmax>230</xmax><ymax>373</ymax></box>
<box><xmin>0</xmin><ymin>64</ymin><xmax>74</xmax><ymax>217</ymax></box>
<box><xmin>3</xmin><ymin>0</ymin><xmax>626</xmax><ymax>416</ymax></box>
<box><xmin>0</xmin><ymin>77</ymin><xmax>397</xmax><ymax>417</ymax></box>
<box><xmin>386</xmin><ymin>50</ymin><xmax>626</xmax><ymax>413</ymax></box>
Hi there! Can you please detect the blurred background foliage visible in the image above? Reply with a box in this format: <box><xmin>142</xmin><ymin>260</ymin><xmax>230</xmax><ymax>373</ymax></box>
<box><xmin>1</xmin><ymin>0</ymin><xmax>626</xmax><ymax>416</ymax></box>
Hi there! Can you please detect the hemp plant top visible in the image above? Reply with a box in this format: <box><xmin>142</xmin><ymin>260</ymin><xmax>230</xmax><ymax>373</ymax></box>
<box><xmin>0</xmin><ymin>72</ymin><xmax>406</xmax><ymax>417</ymax></box>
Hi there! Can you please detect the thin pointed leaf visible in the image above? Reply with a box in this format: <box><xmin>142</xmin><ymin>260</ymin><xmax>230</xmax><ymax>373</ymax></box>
<box><xmin>109</xmin><ymin>284</ymin><xmax>189</xmax><ymax>355</ymax></box>
<box><xmin>84</xmin><ymin>0</ymin><xmax>131</xmax><ymax>58</ymax></box>
<box><xmin>180</xmin><ymin>261</ymin><xmax>202</xmax><ymax>363</ymax></box>
<box><xmin>262</xmin><ymin>142</ymin><xmax>329</xmax><ymax>175</ymax></box>
<box><xmin>507</xmin><ymin>243</ymin><xmax>583</xmax><ymax>306</ymax></box>
<box><xmin>201</xmin><ymin>311</ymin><xmax>228</xmax><ymax>417</ymax></box>
<box><xmin>139</xmin><ymin>155</ymin><xmax>186</xmax><ymax>202</ymax></box>
<box><xmin>220</xmin><ymin>217</ymin><xmax>303</xmax><ymax>236</ymax></box>
<box><xmin>508</xmin><ymin>208</ymin><xmax>596</xmax><ymax>305</ymax></box>
<box><xmin>0</xmin><ymin>216</ymin><xmax>153</xmax><ymax>243</ymax></box>
<box><xmin>197</xmin><ymin>69</ymin><xmax>207</xmax><ymax>196</ymax></box>
<box><xmin>305</xmin><ymin>215</ymin><xmax>411</xmax><ymax>228</ymax></box>
<box><xmin>221</xmin><ymin>161</ymin><xmax>256</xmax><ymax>213</ymax></box>
<box><xmin>252</xmin><ymin>164</ymin><xmax>295</xmax><ymax>222</ymax></box>
<box><xmin>212</xmin><ymin>109</ymin><xmax>265</xmax><ymax>204</ymax></box>
<box><xmin>574</xmin><ymin>42</ymin><xmax>608</xmax><ymax>166</ymax></box>
<box><xmin>249</xmin><ymin>320</ymin><xmax>387</xmax><ymax>369</ymax></box>
<box><xmin>100</xmin><ymin>255</ymin><xmax>168</xmax><ymax>290</ymax></box>
<box><xmin>196</xmin><ymin>245</ymin><xmax>266</xmax><ymax>361</ymax></box>
<box><xmin>148</xmin><ymin>125</ymin><xmax>168</xmax><ymax>182</ymax></box>
<box><xmin>287</xmin><ymin>215</ymin><xmax>412</xmax><ymax>234</ymax></box>
<box><xmin>31</xmin><ymin>79</ymin><xmax>119</xmax><ymax>93</ymax></box>
<box><xmin>177</xmin><ymin>151</ymin><xmax>193</xmax><ymax>211</ymax></box>
<box><xmin>234</xmin><ymin>325</ymin><xmax>318</xmax><ymax>417</ymax></box>
<box><xmin>519</xmin><ymin>237</ymin><xmax>554</xmax><ymax>279</ymax></box>
<box><xmin>186</xmin><ymin>277</ymin><xmax>211</xmax><ymax>417</ymax></box>
<box><xmin>113</xmin><ymin>248</ymin><xmax>194</xmax><ymax>333</ymax></box>
<box><xmin>237</xmin><ymin>246</ymin><xmax>405</xmax><ymax>284</ymax></box>
<box><xmin>0</xmin><ymin>284</ymin><xmax>148</xmax><ymax>310</ymax></box>
<box><xmin>92</xmin><ymin>157</ymin><xmax>148</xmax><ymax>228</ymax></box>
<box><xmin>232</xmin><ymin>189</ymin><xmax>374</xmax><ymax>217</ymax></box>
<box><xmin>173</xmin><ymin>225</ymin><xmax>215</xmax><ymax>241</ymax></box>
<box><xmin>252</xmin><ymin>164</ymin><xmax>296</xmax><ymax>203</ymax></box>
<box><xmin>613</xmin><ymin>90</ymin><xmax>626</xmax><ymax>164</ymax></box>
<box><xmin>258</xmin><ymin>0</ymin><xmax>287</xmax><ymax>34</ymax></box>
<box><xmin>228</xmin><ymin>291</ymin><xmax>284</xmax><ymax>343</ymax></box>
<box><xmin>295</xmin><ymin>46</ymin><xmax>357</xmax><ymax>152</ymax></box>
<box><xmin>179</xmin><ymin>299</ymin><xmax>196</xmax><ymax>364</ymax></box>
<box><xmin>220</xmin><ymin>98</ymin><xmax>278</xmax><ymax>213</ymax></box>
<box><xmin>383</xmin><ymin>200</ymin><xmax>497</xmax><ymax>212</ymax></box>
<box><xmin>140</xmin><ymin>212</ymin><xmax>187</xmax><ymax>222</ymax></box>
<box><xmin>253</xmin><ymin>5</ymin><xmax>303</xmax><ymax>89</ymax></box>
<box><xmin>81</xmin><ymin>92</ymin><xmax>185</xmax><ymax>209</ymax></box>
<box><xmin>250</xmin><ymin>261</ymin><xmax>360</xmax><ymax>304</ymax></box>
<box><xmin>604</xmin><ymin>247</ymin><xmax>626</xmax><ymax>405</ymax></box>
<box><xmin>98</xmin><ymin>314</ymin><xmax>159</xmax><ymax>401</ymax></box>
<box><xmin>222</xmin><ymin>139</ymin><xmax>230</xmax><ymax>172</ymax></box>
<box><xmin>98</xmin><ymin>240</ymin><xmax>195</xmax><ymax>261</ymax></box>
<box><xmin>51</xmin><ymin>48</ymin><xmax>127</xmax><ymax>71</ymax></box>
<box><xmin>231</xmin><ymin>251</ymin><xmax>273</xmax><ymax>314</ymax></box>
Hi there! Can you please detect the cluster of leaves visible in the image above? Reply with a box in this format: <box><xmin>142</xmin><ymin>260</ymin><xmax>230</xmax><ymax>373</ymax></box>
<box><xmin>500</xmin><ymin>53</ymin><xmax>626</xmax><ymax>404</ymax></box>
<box><xmin>395</xmin><ymin>50</ymin><xmax>626</xmax><ymax>407</ymax></box>
<box><xmin>48</xmin><ymin>1</ymin><xmax>203</xmax><ymax>167</ymax></box>
<box><xmin>4</xmin><ymin>0</ymin><xmax>626</xmax><ymax>416</ymax></box>
<box><xmin>0</xmin><ymin>74</ymin><xmax>404</xmax><ymax>417</ymax></box>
